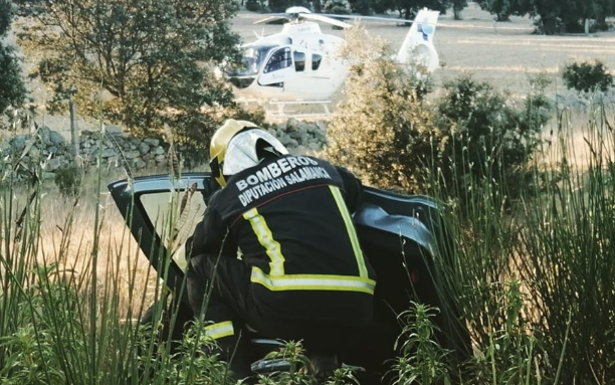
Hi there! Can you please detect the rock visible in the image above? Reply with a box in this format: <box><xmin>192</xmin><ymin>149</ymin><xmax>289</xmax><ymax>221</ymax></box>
<box><xmin>82</xmin><ymin>142</ymin><xmax>91</xmax><ymax>149</ymax></box>
<box><xmin>154</xmin><ymin>154</ymin><xmax>166</xmax><ymax>161</ymax></box>
<box><xmin>308</xmin><ymin>142</ymin><xmax>322</xmax><ymax>151</ymax></box>
<box><xmin>129</xmin><ymin>144</ymin><xmax>137</xmax><ymax>150</ymax></box>
<box><xmin>138</xmin><ymin>142</ymin><xmax>150</xmax><ymax>155</ymax></box>
<box><xmin>42</xmin><ymin>172</ymin><xmax>56</xmax><ymax>180</ymax></box>
<box><xmin>143</xmin><ymin>138</ymin><xmax>160</xmax><ymax>147</ymax></box>
<box><xmin>279</xmin><ymin>133</ymin><xmax>291</xmax><ymax>146</ymax></box>
<box><xmin>49</xmin><ymin>130</ymin><xmax>65</xmax><ymax>145</ymax></box>
<box><xmin>29</xmin><ymin>147</ymin><xmax>41</xmax><ymax>159</ymax></box>
<box><xmin>124</xmin><ymin>150</ymin><xmax>141</xmax><ymax>159</ymax></box>
<box><xmin>0</xmin><ymin>140</ymin><xmax>11</xmax><ymax>152</ymax></box>
<box><xmin>134</xmin><ymin>159</ymin><xmax>147</xmax><ymax>169</ymax></box>
<box><xmin>38</xmin><ymin>127</ymin><xmax>51</xmax><ymax>143</ymax></box>
<box><xmin>292</xmin><ymin>145</ymin><xmax>309</xmax><ymax>155</ymax></box>
<box><xmin>101</xmin><ymin>148</ymin><xmax>117</xmax><ymax>158</ymax></box>
<box><xmin>11</xmin><ymin>135</ymin><xmax>27</xmax><ymax>151</ymax></box>
<box><xmin>46</xmin><ymin>158</ymin><xmax>62</xmax><ymax>171</ymax></box>
<box><xmin>287</xmin><ymin>118</ymin><xmax>300</xmax><ymax>129</ymax></box>
<box><xmin>106</xmin><ymin>126</ymin><xmax>124</xmax><ymax>135</ymax></box>
<box><xmin>154</xmin><ymin>146</ymin><xmax>165</xmax><ymax>155</ymax></box>
<box><xmin>143</xmin><ymin>153</ymin><xmax>155</xmax><ymax>161</ymax></box>
<box><xmin>146</xmin><ymin>160</ymin><xmax>156</xmax><ymax>169</ymax></box>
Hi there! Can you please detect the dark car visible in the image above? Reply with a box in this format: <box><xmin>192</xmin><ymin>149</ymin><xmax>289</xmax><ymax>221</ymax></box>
<box><xmin>108</xmin><ymin>173</ymin><xmax>471</xmax><ymax>383</ymax></box>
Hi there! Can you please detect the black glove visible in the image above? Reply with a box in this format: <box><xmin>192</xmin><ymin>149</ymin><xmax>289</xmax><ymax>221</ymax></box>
<box><xmin>202</xmin><ymin>177</ymin><xmax>220</xmax><ymax>206</ymax></box>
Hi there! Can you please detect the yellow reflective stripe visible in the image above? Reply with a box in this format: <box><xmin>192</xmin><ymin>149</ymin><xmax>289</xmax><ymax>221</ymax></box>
<box><xmin>243</xmin><ymin>208</ymin><xmax>285</xmax><ymax>276</ymax></box>
<box><xmin>251</xmin><ymin>267</ymin><xmax>375</xmax><ymax>295</ymax></box>
<box><xmin>328</xmin><ymin>186</ymin><xmax>368</xmax><ymax>278</ymax></box>
<box><xmin>204</xmin><ymin>321</ymin><xmax>234</xmax><ymax>339</ymax></box>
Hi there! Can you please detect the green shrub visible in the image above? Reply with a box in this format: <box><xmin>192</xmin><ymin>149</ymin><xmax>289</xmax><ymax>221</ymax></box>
<box><xmin>393</xmin><ymin>302</ymin><xmax>452</xmax><ymax>384</ymax></box>
<box><xmin>325</xmin><ymin>30</ymin><xmax>548</xmax><ymax>200</ymax></box>
<box><xmin>323</xmin><ymin>27</ymin><xmax>439</xmax><ymax>194</ymax></box>
<box><xmin>562</xmin><ymin>60</ymin><xmax>614</xmax><ymax>94</ymax></box>
<box><xmin>433</xmin><ymin>74</ymin><xmax>549</xmax><ymax>201</ymax></box>
<box><xmin>54</xmin><ymin>166</ymin><xmax>82</xmax><ymax>197</ymax></box>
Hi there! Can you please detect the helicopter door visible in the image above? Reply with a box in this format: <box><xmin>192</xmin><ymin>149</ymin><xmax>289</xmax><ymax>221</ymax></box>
<box><xmin>258</xmin><ymin>46</ymin><xmax>296</xmax><ymax>86</ymax></box>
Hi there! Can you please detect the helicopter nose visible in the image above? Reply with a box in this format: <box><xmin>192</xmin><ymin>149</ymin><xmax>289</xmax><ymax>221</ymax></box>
<box><xmin>228</xmin><ymin>75</ymin><xmax>256</xmax><ymax>90</ymax></box>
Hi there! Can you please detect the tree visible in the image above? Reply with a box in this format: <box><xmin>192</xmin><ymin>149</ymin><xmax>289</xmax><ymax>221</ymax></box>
<box><xmin>475</xmin><ymin>0</ymin><xmax>524</xmax><ymax>21</ymax></box>
<box><xmin>452</xmin><ymin>0</ymin><xmax>468</xmax><ymax>20</ymax></box>
<box><xmin>594</xmin><ymin>0</ymin><xmax>615</xmax><ymax>30</ymax></box>
<box><xmin>18</xmin><ymin>0</ymin><xmax>250</xmax><ymax>150</ymax></box>
<box><xmin>0</xmin><ymin>0</ymin><xmax>27</xmax><ymax>116</ymax></box>
<box><xmin>391</xmin><ymin>0</ymin><xmax>450</xmax><ymax>19</ymax></box>
<box><xmin>478</xmin><ymin>0</ymin><xmax>615</xmax><ymax>34</ymax></box>
<box><xmin>324</xmin><ymin>27</ymin><xmax>440</xmax><ymax>193</ymax></box>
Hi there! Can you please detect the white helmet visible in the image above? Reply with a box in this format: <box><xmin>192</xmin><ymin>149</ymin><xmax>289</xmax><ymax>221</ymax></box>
<box><xmin>210</xmin><ymin>119</ymin><xmax>288</xmax><ymax>187</ymax></box>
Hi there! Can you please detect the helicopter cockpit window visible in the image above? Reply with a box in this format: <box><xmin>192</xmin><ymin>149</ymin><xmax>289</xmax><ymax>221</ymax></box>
<box><xmin>227</xmin><ymin>45</ymin><xmax>278</xmax><ymax>78</ymax></box>
<box><xmin>312</xmin><ymin>54</ymin><xmax>322</xmax><ymax>71</ymax></box>
<box><xmin>294</xmin><ymin>51</ymin><xmax>306</xmax><ymax>72</ymax></box>
<box><xmin>264</xmin><ymin>47</ymin><xmax>292</xmax><ymax>74</ymax></box>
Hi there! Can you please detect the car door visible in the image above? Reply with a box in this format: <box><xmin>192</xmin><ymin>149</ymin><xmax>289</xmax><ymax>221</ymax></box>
<box><xmin>108</xmin><ymin>173</ymin><xmax>209</xmax><ymax>306</ymax></box>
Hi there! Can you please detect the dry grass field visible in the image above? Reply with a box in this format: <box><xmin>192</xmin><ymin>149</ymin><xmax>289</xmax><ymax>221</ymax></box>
<box><xmin>231</xmin><ymin>2</ymin><xmax>615</xmax><ymax>97</ymax></box>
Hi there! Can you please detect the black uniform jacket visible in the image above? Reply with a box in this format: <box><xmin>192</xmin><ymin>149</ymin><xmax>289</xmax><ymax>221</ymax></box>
<box><xmin>190</xmin><ymin>154</ymin><xmax>376</xmax><ymax>323</ymax></box>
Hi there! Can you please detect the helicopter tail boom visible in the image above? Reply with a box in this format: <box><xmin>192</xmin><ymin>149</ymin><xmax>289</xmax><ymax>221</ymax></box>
<box><xmin>397</xmin><ymin>9</ymin><xmax>440</xmax><ymax>72</ymax></box>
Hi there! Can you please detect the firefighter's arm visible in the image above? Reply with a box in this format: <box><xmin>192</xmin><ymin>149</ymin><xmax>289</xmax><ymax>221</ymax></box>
<box><xmin>186</xmin><ymin>192</ymin><xmax>230</xmax><ymax>259</ymax></box>
<box><xmin>336</xmin><ymin>166</ymin><xmax>363</xmax><ymax>213</ymax></box>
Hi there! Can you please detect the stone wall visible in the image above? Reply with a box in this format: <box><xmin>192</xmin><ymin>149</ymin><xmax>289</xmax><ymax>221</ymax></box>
<box><xmin>0</xmin><ymin>120</ymin><xmax>328</xmax><ymax>181</ymax></box>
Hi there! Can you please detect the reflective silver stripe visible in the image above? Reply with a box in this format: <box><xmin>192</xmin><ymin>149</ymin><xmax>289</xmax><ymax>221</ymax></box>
<box><xmin>243</xmin><ymin>208</ymin><xmax>285</xmax><ymax>276</ymax></box>
<box><xmin>204</xmin><ymin>321</ymin><xmax>234</xmax><ymax>339</ymax></box>
<box><xmin>251</xmin><ymin>267</ymin><xmax>375</xmax><ymax>294</ymax></box>
<box><xmin>329</xmin><ymin>186</ymin><xmax>368</xmax><ymax>278</ymax></box>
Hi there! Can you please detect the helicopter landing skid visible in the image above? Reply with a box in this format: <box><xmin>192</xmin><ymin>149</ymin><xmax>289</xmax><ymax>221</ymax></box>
<box><xmin>239</xmin><ymin>98</ymin><xmax>333</xmax><ymax>120</ymax></box>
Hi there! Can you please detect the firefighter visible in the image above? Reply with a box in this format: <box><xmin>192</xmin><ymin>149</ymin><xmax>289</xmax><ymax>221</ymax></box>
<box><xmin>186</xmin><ymin>119</ymin><xmax>376</xmax><ymax>381</ymax></box>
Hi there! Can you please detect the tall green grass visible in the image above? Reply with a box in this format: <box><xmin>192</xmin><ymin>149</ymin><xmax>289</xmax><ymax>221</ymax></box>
<box><xmin>428</xmin><ymin>100</ymin><xmax>615</xmax><ymax>384</ymax></box>
<box><xmin>0</xmin><ymin>126</ymin><xmax>236</xmax><ymax>384</ymax></box>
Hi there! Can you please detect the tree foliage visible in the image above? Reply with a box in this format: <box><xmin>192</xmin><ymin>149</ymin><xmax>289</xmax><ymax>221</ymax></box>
<box><xmin>0</xmin><ymin>0</ymin><xmax>27</xmax><ymax>115</ymax></box>
<box><xmin>18</xmin><ymin>0</ymin><xmax>254</xmax><ymax>150</ymax></box>
<box><xmin>433</xmin><ymin>74</ymin><xmax>550</xmax><ymax>199</ymax></box>
<box><xmin>476</xmin><ymin>0</ymin><xmax>615</xmax><ymax>34</ymax></box>
<box><xmin>562</xmin><ymin>60</ymin><xmax>614</xmax><ymax>93</ymax></box>
<box><xmin>323</xmin><ymin>27</ymin><xmax>439</xmax><ymax>193</ymax></box>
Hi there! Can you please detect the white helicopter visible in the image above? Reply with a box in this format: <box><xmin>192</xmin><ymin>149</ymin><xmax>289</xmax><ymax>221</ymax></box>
<box><xmin>225</xmin><ymin>6</ymin><xmax>440</xmax><ymax>116</ymax></box>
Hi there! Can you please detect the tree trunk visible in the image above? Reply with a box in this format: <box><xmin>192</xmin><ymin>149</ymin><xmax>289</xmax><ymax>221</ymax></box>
<box><xmin>584</xmin><ymin>18</ymin><xmax>590</xmax><ymax>35</ymax></box>
<box><xmin>454</xmin><ymin>8</ymin><xmax>461</xmax><ymax>20</ymax></box>
<box><xmin>312</xmin><ymin>0</ymin><xmax>321</xmax><ymax>13</ymax></box>
<box><xmin>403</xmin><ymin>6</ymin><xmax>412</xmax><ymax>20</ymax></box>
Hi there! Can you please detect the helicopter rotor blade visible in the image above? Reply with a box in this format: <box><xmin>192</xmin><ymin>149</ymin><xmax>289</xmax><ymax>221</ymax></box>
<box><xmin>317</xmin><ymin>13</ymin><xmax>427</xmax><ymax>25</ymax></box>
<box><xmin>302</xmin><ymin>13</ymin><xmax>352</xmax><ymax>29</ymax></box>
<box><xmin>254</xmin><ymin>15</ymin><xmax>288</xmax><ymax>25</ymax></box>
